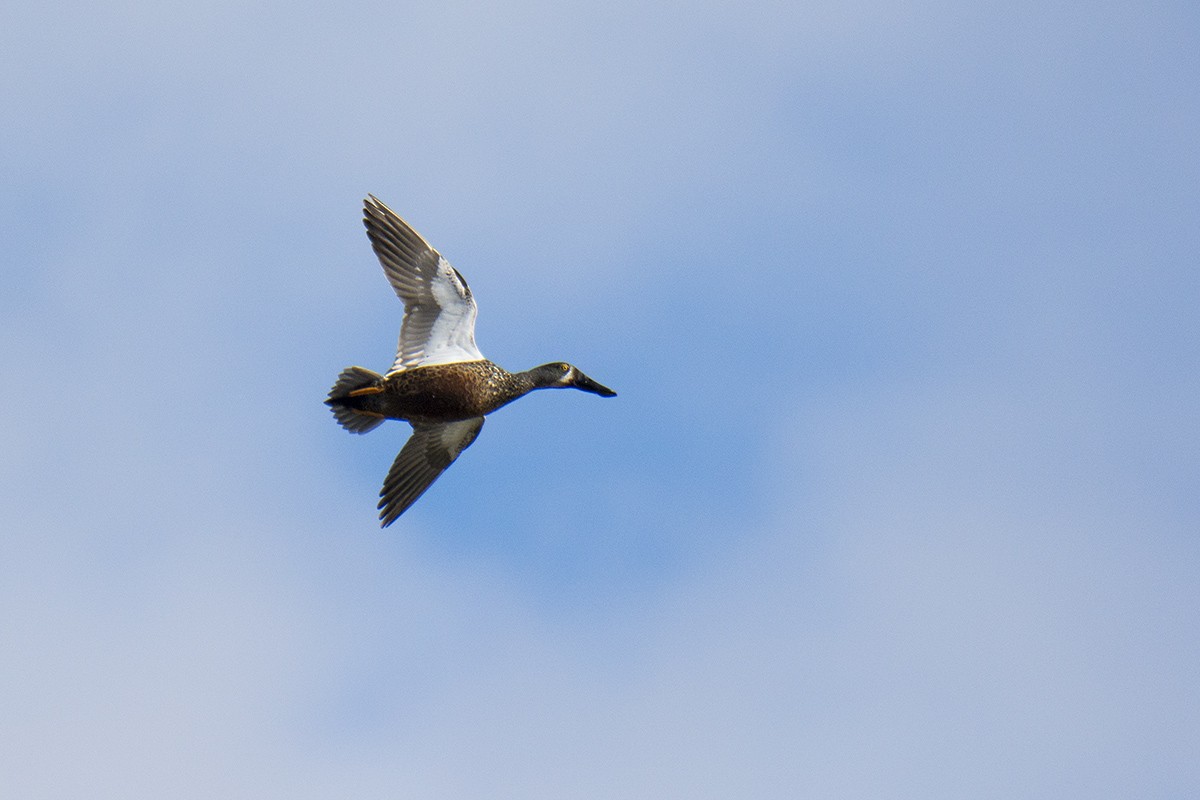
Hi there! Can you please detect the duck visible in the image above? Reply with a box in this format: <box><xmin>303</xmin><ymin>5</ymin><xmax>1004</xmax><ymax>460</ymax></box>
<box><xmin>326</xmin><ymin>196</ymin><xmax>616</xmax><ymax>526</ymax></box>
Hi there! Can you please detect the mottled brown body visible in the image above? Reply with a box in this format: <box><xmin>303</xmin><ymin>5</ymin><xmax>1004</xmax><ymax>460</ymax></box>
<box><xmin>342</xmin><ymin>360</ymin><xmax>536</xmax><ymax>423</ymax></box>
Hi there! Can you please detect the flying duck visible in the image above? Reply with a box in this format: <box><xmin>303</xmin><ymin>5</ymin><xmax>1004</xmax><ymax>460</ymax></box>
<box><xmin>326</xmin><ymin>196</ymin><xmax>616</xmax><ymax>526</ymax></box>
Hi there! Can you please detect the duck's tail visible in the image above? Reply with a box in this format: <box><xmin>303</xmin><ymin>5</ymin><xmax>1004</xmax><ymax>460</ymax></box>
<box><xmin>325</xmin><ymin>366</ymin><xmax>386</xmax><ymax>434</ymax></box>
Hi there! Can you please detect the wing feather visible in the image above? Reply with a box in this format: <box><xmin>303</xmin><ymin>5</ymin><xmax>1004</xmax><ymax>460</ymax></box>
<box><xmin>362</xmin><ymin>196</ymin><xmax>485</xmax><ymax>372</ymax></box>
<box><xmin>377</xmin><ymin>418</ymin><xmax>485</xmax><ymax>526</ymax></box>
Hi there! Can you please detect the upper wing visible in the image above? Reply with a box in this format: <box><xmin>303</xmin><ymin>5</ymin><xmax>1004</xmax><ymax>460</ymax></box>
<box><xmin>377</xmin><ymin>417</ymin><xmax>486</xmax><ymax>527</ymax></box>
<box><xmin>363</xmin><ymin>196</ymin><xmax>485</xmax><ymax>373</ymax></box>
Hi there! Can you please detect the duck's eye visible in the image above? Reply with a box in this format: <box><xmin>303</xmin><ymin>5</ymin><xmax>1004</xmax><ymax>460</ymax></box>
<box><xmin>558</xmin><ymin>363</ymin><xmax>570</xmax><ymax>372</ymax></box>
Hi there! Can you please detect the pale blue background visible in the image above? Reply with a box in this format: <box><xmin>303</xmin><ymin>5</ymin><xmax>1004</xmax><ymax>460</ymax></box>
<box><xmin>2</xmin><ymin>1</ymin><xmax>1198</xmax><ymax>797</ymax></box>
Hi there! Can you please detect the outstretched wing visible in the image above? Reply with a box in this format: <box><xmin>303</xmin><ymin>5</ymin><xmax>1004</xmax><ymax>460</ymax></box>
<box><xmin>363</xmin><ymin>195</ymin><xmax>485</xmax><ymax>373</ymax></box>
<box><xmin>377</xmin><ymin>417</ymin><xmax>486</xmax><ymax>526</ymax></box>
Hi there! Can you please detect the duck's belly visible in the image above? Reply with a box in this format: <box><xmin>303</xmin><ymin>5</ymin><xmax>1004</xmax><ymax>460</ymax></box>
<box><xmin>375</xmin><ymin>361</ymin><xmax>511</xmax><ymax>422</ymax></box>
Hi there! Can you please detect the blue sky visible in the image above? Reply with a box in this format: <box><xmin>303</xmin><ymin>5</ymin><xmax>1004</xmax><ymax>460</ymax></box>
<box><xmin>2</xmin><ymin>0</ymin><xmax>1198</xmax><ymax>797</ymax></box>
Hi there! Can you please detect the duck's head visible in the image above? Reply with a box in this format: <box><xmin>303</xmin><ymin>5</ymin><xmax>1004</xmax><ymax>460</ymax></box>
<box><xmin>527</xmin><ymin>362</ymin><xmax>617</xmax><ymax>397</ymax></box>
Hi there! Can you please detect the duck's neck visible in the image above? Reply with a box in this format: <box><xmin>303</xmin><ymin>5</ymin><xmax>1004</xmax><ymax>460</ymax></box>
<box><xmin>508</xmin><ymin>369</ymin><xmax>546</xmax><ymax>395</ymax></box>
<box><xmin>474</xmin><ymin>366</ymin><xmax>542</xmax><ymax>416</ymax></box>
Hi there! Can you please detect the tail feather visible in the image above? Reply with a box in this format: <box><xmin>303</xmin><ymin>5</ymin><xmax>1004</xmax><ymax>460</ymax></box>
<box><xmin>326</xmin><ymin>366</ymin><xmax>386</xmax><ymax>434</ymax></box>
